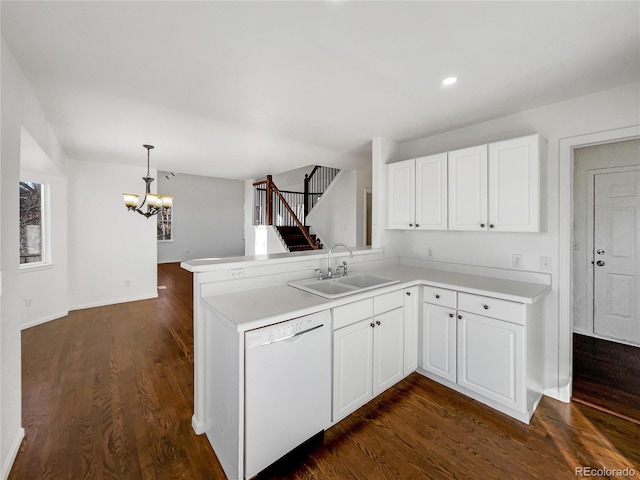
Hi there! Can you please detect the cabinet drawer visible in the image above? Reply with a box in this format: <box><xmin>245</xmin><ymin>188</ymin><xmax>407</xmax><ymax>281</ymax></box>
<box><xmin>422</xmin><ymin>285</ymin><xmax>457</xmax><ymax>309</ymax></box>
<box><xmin>333</xmin><ymin>298</ymin><xmax>373</xmax><ymax>330</ymax></box>
<box><xmin>457</xmin><ymin>293</ymin><xmax>524</xmax><ymax>325</ymax></box>
<box><xmin>374</xmin><ymin>290</ymin><xmax>404</xmax><ymax>316</ymax></box>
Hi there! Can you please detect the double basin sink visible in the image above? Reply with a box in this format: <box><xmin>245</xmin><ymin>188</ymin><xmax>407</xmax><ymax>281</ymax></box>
<box><xmin>289</xmin><ymin>274</ymin><xmax>400</xmax><ymax>299</ymax></box>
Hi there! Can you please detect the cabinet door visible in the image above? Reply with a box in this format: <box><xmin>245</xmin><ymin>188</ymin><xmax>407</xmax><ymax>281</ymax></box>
<box><xmin>457</xmin><ymin>311</ymin><xmax>525</xmax><ymax>412</ymax></box>
<box><xmin>388</xmin><ymin>159</ymin><xmax>416</xmax><ymax>229</ymax></box>
<box><xmin>420</xmin><ymin>303</ymin><xmax>457</xmax><ymax>382</ymax></box>
<box><xmin>373</xmin><ymin>308</ymin><xmax>405</xmax><ymax>395</ymax></box>
<box><xmin>488</xmin><ymin>134</ymin><xmax>540</xmax><ymax>232</ymax></box>
<box><xmin>403</xmin><ymin>287</ymin><xmax>419</xmax><ymax>375</ymax></box>
<box><xmin>333</xmin><ymin>319</ymin><xmax>374</xmax><ymax>421</ymax></box>
<box><xmin>448</xmin><ymin>145</ymin><xmax>488</xmax><ymax>231</ymax></box>
<box><xmin>415</xmin><ymin>153</ymin><xmax>448</xmax><ymax>230</ymax></box>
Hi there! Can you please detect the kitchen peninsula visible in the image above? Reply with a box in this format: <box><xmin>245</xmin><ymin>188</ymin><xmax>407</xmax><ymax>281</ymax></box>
<box><xmin>182</xmin><ymin>250</ymin><xmax>550</xmax><ymax>480</ymax></box>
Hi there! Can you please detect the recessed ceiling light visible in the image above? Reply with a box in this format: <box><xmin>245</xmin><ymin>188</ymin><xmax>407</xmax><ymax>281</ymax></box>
<box><xmin>441</xmin><ymin>77</ymin><xmax>458</xmax><ymax>86</ymax></box>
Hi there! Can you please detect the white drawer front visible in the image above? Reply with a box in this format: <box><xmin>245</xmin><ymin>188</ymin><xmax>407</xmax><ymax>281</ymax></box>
<box><xmin>333</xmin><ymin>298</ymin><xmax>373</xmax><ymax>330</ymax></box>
<box><xmin>373</xmin><ymin>290</ymin><xmax>404</xmax><ymax>316</ymax></box>
<box><xmin>422</xmin><ymin>285</ymin><xmax>457</xmax><ymax>309</ymax></box>
<box><xmin>458</xmin><ymin>292</ymin><xmax>524</xmax><ymax>325</ymax></box>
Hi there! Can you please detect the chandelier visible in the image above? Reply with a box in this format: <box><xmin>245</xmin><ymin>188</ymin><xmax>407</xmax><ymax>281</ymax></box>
<box><xmin>123</xmin><ymin>145</ymin><xmax>173</xmax><ymax>218</ymax></box>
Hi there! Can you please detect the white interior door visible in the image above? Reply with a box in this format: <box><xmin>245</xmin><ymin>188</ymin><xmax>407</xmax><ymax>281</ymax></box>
<box><xmin>593</xmin><ymin>171</ymin><xmax>640</xmax><ymax>345</ymax></box>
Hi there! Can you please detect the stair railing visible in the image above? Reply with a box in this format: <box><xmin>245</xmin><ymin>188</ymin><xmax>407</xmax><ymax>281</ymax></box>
<box><xmin>253</xmin><ymin>175</ymin><xmax>320</xmax><ymax>250</ymax></box>
<box><xmin>304</xmin><ymin>166</ymin><xmax>340</xmax><ymax>219</ymax></box>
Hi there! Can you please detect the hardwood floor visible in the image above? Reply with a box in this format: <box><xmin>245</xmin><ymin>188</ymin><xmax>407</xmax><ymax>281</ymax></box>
<box><xmin>572</xmin><ymin>333</ymin><xmax>640</xmax><ymax>423</ymax></box>
<box><xmin>10</xmin><ymin>264</ymin><xmax>640</xmax><ymax>479</ymax></box>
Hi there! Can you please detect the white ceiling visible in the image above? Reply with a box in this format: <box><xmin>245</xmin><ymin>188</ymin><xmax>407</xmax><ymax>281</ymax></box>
<box><xmin>2</xmin><ymin>1</ymin><xmax>639</xmax><ymax>180</ymax></box>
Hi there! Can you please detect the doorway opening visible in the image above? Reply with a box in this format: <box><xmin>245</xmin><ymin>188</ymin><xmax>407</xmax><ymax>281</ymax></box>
<box><xmin>571</xmin><ymin>139</ymin><xmax>640</xmax><ymax>423</ymax></box>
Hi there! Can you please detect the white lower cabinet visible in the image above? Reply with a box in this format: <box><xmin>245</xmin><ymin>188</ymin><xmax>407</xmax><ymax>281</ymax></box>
<box><xmin>403</xmin><ymin>286</ymin><xmax>419</xmax><ymax>375</ymax></box>
<box><xmin>373</xmin><ymin>308</ymin><xmax>405</xmax><ymax>395</ymax></box>
<box><xmin>418</xmin><ymin>287</ymin><xmax>543</xmax><ymax>424</ymax></box>
<box><xmin>420</xmin><ymin>303</ymin><xmax>457</xmax><ymax>383</ymax></box>
<box><xmin>457</xmin><ymin>311</ymin><xmax>524</xmax><ymax>413</ymax></box>
<box><xmin>332</xmin><ymin>290</ymin><xmax>407</xmax><ymax>422</ymax></box>
<box><xmin>333</xmin><ymin>319</ymin><xmax>374</xmax><ymax>420</ymax></box>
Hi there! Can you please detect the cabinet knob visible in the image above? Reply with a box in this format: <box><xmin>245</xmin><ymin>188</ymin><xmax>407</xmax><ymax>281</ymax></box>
<box><xmin>406</xmin><ymin>292</ymin><xmax>411</xmax><ymax>296</ymax></box>
<box><xmin>435</xmin><ymin>294</ymin><xmax>440</xmax><ymax>299</ymax></box>
<box><xmin>489</xmin><ymin>224</ymin><xmax>495</xmax><ymax>229</ymax></box>
<box><xmin>409</xmin><ymin>223</ymin><xmax>413</xmax><ymax>227</ymax></box>
<box><xmin>376</xmin><ymin>320</ymin><xmax>381</xmax><ymax>326</ymax></box>
<box><xmin>416</xmin><ymin>224</ymin><xmax>420</xmax><ymax>227</ymax></box>
<box><xmin>480</xmin><ymin>223</ymin><xmax>485</xmax><ymax>228</ymax></box>
<box><xmin>370</xmin><ymin>322</ymin><xmax>375</xmax><ymax>328</ymax></box>
<box><xmin>449</xmin><ymin>313</ymin><xmax>454</xmax><ymax>318</ymax></box>
<box><xmin>457</xmin><ymin>315</ymin><xmax>462</xmax><ymax>319</ymax></box>
<box><xmin>483</xmin><ymin>304</ymin><xmax>489</xmax><ymax>310</ymax></box>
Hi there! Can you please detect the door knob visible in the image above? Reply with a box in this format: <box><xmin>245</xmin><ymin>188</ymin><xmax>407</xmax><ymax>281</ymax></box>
<box><xmin>597</xmin><ymin>249</ymin><xmax>605</xmax><ymax>255</ymax></box>
<box><xmin>596</xmin><ymin>260</ymin><xmax>605</xmax><ymax>266</ymax></box>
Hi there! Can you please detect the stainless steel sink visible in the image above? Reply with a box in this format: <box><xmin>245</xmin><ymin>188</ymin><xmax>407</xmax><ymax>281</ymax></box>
<box><xmin>288</xmin><ymin>274</ymin><xmax>400</xmax><ymax>298</ymax></box>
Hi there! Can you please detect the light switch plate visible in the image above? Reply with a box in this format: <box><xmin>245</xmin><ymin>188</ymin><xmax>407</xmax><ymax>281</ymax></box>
<box><xmin>540</xmin><ymin>256</ymin><xmax>552</xmax><ymax>271</ymax></box>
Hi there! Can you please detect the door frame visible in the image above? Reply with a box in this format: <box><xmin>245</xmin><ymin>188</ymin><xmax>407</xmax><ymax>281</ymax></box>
<box><xmin>586</xmin><ymin>166</ymin><xmax>640</xmax><ymax>341</ymax></box>
<box><xmin>558</xmin><ymin>125</ymin><xmax>640</xmax><ymax>402</ymax></box>
<box><xmin>363</xmin><ymin>187</ymin><xmax>372</xmax><ymax>246</ymax></box>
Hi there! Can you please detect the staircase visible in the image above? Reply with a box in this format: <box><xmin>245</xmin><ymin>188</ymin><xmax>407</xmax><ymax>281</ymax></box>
<box><xmin>276</xmin><ymin>226</ymin><xmax>323</xmax><ymax>252</ymax></box>
<box><xmin>253</xmin><ymin>166</ymin><xmax>339</xmax><ymax>252</ymax></box>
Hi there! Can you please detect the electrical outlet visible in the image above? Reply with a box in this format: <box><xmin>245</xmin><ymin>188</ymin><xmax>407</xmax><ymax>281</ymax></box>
<box><xmin>540</xmin><ymin>256</ymin><xmax>552</xmax><ymax>271</ymax></box>
<box><xmin>124</xmin><ymin>279</ymin><xmax>131</xmax><ymax>287</ymax></box>
<box><xmin>229</xmin><ymin>268</ymin><xmax>244</xmax><ymax>278</ymax></box>
<box><xmin>512</xmin><ymin>254</ymin><xmax>523</xmax><ymax>268</ymax></box>
<box><xmin>25</xmin><ymin>298</ymin><xmax>32</xmax><ymax>308</ymax></box>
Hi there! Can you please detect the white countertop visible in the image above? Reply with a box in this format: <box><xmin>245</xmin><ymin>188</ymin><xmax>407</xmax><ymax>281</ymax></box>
<box><xmin>202</xmin><ymin>265</ymin><xmax>550</xmax><ymax>332</ymax></box>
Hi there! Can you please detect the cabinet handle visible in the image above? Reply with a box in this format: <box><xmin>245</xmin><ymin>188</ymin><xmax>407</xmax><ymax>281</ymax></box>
<box><xmin>416</xmin><ymin>224</ymin><xmax>420</xmax><ymax>227</ymax></box>
<box><xmin>370</xmin><ymin>322</ymin><xmax>375</xmax><ymax>328</ymax></box>
<box><xmin>449</xmin><ymin>313</ymin><xmax>454</xmax><ymax>318</ymax></box>
<box><xmin>483</xmin><ymin>304</ymin><xmax>489</xmax><ymax>310</ymax></box>
<box><xmin>480</xmin><ymin>223</ymin><xmax>485</xmax><ymax>228</ymax></box>
<box><xmin>489</xmin><ymin>224</ymin><xmax>495</xmax><ymax>229</ymax></box>
<box><xmin>406</xmin><ymin>292</ymin><xmax>411</xmax><ymax>296</ymax></box>
<box><xmin>457</xmin><ymin>315</ymin><xmax>462</xmax><ymax>319</ymax></box>
<box><xmin>376</xmin><ymin>320</ymin><xmax>381</xmax><ymax>326</ymax></box>
<box><xmin>409</xmin><ymin>223</ymin><xmax>413</xmax><ymax>227</ymax></box>
<box><xmin>435</xmin><ymin>294</ymin><xmax>440</xmax><ymax>299</ymax></box>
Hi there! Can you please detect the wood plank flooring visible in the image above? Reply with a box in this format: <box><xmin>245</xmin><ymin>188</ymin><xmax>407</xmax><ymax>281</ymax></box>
<box><xmin>10</xmin><ymin>264</ymin><xmax>640</xmax><ymax>479</ymax></box>
<box><xmin>572</xmin><ymin>333</ymin><xmax>640</xmax><ymax>423</ymax></box>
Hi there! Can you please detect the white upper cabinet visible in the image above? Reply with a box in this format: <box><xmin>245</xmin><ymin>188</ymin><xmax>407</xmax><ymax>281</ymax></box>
<box><xmin>387</xmin><ymin>159</ymin><xmax>415</xmax><ymax>229</ymax></box>
<box><xmin>488</xmin><ymin>134</ymin><xmax>540</xmax><ymax>232</ymax></box>
<box><xmin>389</xmin><ymin>133</ymin><xmax>543</xmax><ymax>233</ymax></box>
<box><xmin>448</xmin><ymin>145</ymin><xmax>488</xmax><ymax>231</ymax></box>
<box><xmin>388</xmin><ymin>153</ymin><xmax>447</xmax><ymax>230</ymax></box>
<box><xmin>415</xmin><ymin>153</ymin><xmax>448</xmax><ymax>230</ymax></box>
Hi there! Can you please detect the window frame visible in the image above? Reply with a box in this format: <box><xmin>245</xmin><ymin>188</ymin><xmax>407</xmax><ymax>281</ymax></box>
<box><xmin>19</xmin><ymin>180</ymin><xmax>51</xmax><ymax>270</ymax></box>
<box><xmin>157</xmin><ymin>204</ymin><xmax>173</xmax><ymax>242</ymax></box>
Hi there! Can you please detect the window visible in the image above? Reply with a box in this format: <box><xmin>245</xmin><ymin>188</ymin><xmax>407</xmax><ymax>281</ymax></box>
<box><xmin>19</xmin><ymin>181</ymin><xmax>46</xmax><ymax>265</ymax></box>
<box><xmin>157</xmin><ymin>205</ymin><xmax>173</xmax><ymax>241</ymax></box>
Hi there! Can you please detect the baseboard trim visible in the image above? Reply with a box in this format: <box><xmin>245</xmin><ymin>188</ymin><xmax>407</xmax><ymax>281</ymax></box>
<box><xmin>21</xmin><ymin>311</ymin><xmax>68</xmax><ymax>331</ymax></box>
<box><xmin>69</xmin><ymin>293</ymin><xmax>158</xmax><ymax>311</ymax></box>
<box><xmin>1</xmin><ymin>427</ymin><xmax>25</xmax><ymax>480</ymax></box>
<box><xmin>192</xmin><ymin>415</ymin><xmax>206</xmax><ymax>435</ymax></box>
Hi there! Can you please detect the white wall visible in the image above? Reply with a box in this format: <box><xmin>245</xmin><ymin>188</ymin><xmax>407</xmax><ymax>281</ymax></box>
<box><xmin>307</xmin><ymin>171</ymin><xmax>357</xmax><ymax>247</ymax></box>
<box><xmin>376</xmin><ymin>82</ymin><xmax>640</xmax><ymax>400</ymax></box>
<box><xmin>157</xmin><ymin>172</ymin><xmax>245</xmax><ymax>263</ymax></box>
<box><xmin>68</xmin><ymin>159</ymin><xmax>158</xmax><ymax>310</ymax></box>
<box><xmin>572</xmin><ymin>139</ymin><xmax>640</xmax><ymax>336</ymax></box>
<box><xmin>19</xmin><ymin>169</ymin><xmax>68</xmax><ymax>330</ymax></box>
<box><xmin>1</xmin><ymin>38</ymin><xmax>67</xmax><ymax>479</ymax></box>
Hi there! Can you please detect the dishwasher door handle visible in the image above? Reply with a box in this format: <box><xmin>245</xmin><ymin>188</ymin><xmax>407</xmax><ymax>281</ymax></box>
<box><xmin>260</xmin><ymin>324</ymin><xmax>324</xmax><ymax>346</ymax></box>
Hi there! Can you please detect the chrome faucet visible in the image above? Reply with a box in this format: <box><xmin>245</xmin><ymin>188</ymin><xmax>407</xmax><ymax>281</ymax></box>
<box><xmin>315</xmin><ymin>243</ymin><xmax>353</xmax><ymax>279</ymax></box>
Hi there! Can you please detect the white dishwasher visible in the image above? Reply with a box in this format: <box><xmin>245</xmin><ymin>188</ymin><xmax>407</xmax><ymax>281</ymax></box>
<box><xmin>244</xmin><ymin>310</ymin><xmax>331</xmax><ymax>478</ymax></box>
